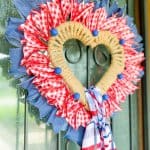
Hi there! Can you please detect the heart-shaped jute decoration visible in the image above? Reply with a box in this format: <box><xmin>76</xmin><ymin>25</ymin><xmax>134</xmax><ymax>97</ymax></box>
<box><xmin>48</xmin><ymin>21</ymin><xmax>125</xmax><ymax>109</ymax></box>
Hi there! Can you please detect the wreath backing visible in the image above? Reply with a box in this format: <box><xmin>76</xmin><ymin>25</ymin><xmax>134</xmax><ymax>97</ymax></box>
<box><xmin>6</xmin><ymin>0</ymin><xmax>144</xmax><ymax>149</ymax></box>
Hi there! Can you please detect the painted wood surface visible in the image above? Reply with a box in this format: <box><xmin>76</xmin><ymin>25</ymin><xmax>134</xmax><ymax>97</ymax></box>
<box><xmin>143</xmin><ymin>0</ymin><xmax>150</xmax><ymax>149</ymax></box>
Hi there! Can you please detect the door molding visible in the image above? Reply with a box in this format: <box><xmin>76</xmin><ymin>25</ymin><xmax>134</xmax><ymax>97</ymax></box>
<box><xmin>143</xmin><ymin>0</ymin><xmax>150</xmax><ymax>150</ymax></box>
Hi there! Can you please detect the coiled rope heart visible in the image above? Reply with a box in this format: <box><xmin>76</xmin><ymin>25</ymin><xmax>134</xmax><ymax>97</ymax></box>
<box><xmin>48</xmin><ymin>21</ymin><xmax>125</xmax><ymax>109</ymax></box>
<box><xmin>6</xmin><ymin>0</ymin><xmax>144</xmax><ymax>149</ymax></box>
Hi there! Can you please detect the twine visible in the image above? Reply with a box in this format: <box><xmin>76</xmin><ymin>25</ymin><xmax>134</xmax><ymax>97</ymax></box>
<box><xmin>48</xmin><ymin>21</ymin><xmax>125</xmax><ymax>109</ymax></box>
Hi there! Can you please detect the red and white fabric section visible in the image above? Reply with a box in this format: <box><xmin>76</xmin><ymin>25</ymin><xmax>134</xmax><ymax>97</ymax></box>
<box><xmin>82</xmin><ymin>87</ymin><xmax>116</xmax><ymax>150</ymax></box>
<box><xmin>19</xmin><ymin>0</ymin><xmax>144</xmax><ymax>131</ymax></box>
<box><xmin>82</xmin><ymin>123</ymin><xmax>116</xmax><ymax>150</ymax></box>
<box><xmin>82</xmin><ymin>123</ymin><xmax>101</xmax><ymax>150</ymax></box>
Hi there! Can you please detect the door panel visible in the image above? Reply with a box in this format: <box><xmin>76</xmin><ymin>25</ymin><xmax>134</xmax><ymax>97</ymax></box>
<box><xmin>25</xmin><ymin>105</ymin><xmax>57</xmax><ymax>150</ymax></box>
<box><xmin>0</xmin><ymin>71</ymin><xmax>24</xmax><ymax>150</ymax></box>
<box><xmin>144</xmin><ymin>0</ymin><xmax>150</xmax><ymax>149</ymax></box>
<box><xmin>63</xmin><ymin>39</ymin><xmax>88</xmax><ymax>87</ymax></box>
<box><xmin>112</xmin><ymin>99</ymin><xmax>130</xmax><ymax>150</ymax></box>
<box><xmin>0</xmin><ymin>0</ymin><xmax>141</xmax><ymax>150</ymax></box>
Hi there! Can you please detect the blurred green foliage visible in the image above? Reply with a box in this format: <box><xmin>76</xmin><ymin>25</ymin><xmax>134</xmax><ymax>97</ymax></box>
<box><xmin>0</xmin><ymin>0</ymin><xmax>19</xmax><ymax>37</ymax></box>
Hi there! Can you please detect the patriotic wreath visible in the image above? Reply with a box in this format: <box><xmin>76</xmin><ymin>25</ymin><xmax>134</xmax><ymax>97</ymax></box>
<box><xmin>6</xmin><ymin>0</ymin><xmax>144</xmax><ymax>149</ymax></box>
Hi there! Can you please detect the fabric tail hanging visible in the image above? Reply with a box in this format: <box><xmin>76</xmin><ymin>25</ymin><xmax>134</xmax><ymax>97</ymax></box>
<box><xmin>82</xmin><ymin>87</ymin><xmax>116</xmax><ymax>150</ymax></box>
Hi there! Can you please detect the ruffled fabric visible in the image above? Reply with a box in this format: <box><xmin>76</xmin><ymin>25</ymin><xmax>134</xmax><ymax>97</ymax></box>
<box><xmin>19</xmin><ymin>76</ymin><xmax>85</xmax><ymax>145</ymax></box>
<box><xmin>19</xmin><ymin>1</ymin><xmax>94</xmax><ymax>129</ymax></box>
<box><xmin>19</xmin><ymin>0</ymin><xmax>144</xmax><ymax>124</ymax></box>
<box><xmin>6</xmin><ymin>0</ymin><xmax>144</xmax><ymax>148</ymax></box>
<box><xmin>5</xmin><ymin>4</ymin><xmax>88</xmax><ymax>146</ymax></box>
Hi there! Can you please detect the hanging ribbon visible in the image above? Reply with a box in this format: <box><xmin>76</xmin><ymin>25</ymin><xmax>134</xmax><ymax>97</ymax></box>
<box><xmin>82</xmin><ymin>87</ymin><xmax>116</xmax><ymax>150</ymax></box>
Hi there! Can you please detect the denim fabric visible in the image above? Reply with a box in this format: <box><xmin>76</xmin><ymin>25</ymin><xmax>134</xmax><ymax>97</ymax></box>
<box><xmin>13</xmin><ymin>0</ymin><xmax>50</xmax><ymax>17</ymax></box>
<box><xmin>94</xmin><ymin>0</ymin><xmax>109</xmax><ymax>10</ymax></box>
<box><xmin>20</xmin><ymin>75</ymin><xmax>84</xmax><ymax>145</ymax></box>
<box><xmin>47</xmin><ymin>108</ymin><xmax>68</xmax><ymax>133</ymax></box>
<box><xmin>65</xmin><ymin>126</ymin><xmax>85</xmax><ymax>146</ymax></box>
<box><xmin>5</xmin><ymin>18</ymin><xmax>24</xmax><ymax>47</ymax></box>
<box><xmin>9</xmin><ymin>48</ymin><xmax>26</xmax><ymax>78</ymax></box>
<box><xmin>107</xmin><ymin>1</ymin><xmax>124</xmax><ymax>17</ymax></box>
<box><xmin>126</xmin><ymin>16</ymin><xmax>144</xmax><ymax>51</ymax></box>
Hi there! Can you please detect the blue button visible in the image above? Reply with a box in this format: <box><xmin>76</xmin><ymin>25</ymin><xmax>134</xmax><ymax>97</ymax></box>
<box><xmin>50</xmin><ymin>28</ymin><xmax>58</xmax><ymax>36</ymax></box>
<box><xmin>54</xmin><ymin>67</ymin><xmax>62</xmax><ymax>74</ymax></box>
<box><xmin>102</xmin><ymin>94</ymin><xmax>109</xmax><ymax>101</ymax></box>
<box><xmin>117</xmin><ymin>73</ymin><xmax>124</xmax><ymax>79</ymax></box>
<box><xmin>92</xmin><ymin>30</ymin><xmax>99</xmax><ymax>36</ymax></box>
<box><xmin>73</xmin><ymin>93</ymin><xmax>80</xmax><ymax>100</ymax></box>
<box><xmin>119</xmin><ymin>39</ymin><xmax>125</xmax><ymax>45</ymax></box>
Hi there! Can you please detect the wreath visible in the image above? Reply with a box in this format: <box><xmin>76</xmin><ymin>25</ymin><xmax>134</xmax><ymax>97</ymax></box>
<box><xmin>6</xmin><ymin>0</ymin><xmax>144</xmax><ymax>149</ymax></box>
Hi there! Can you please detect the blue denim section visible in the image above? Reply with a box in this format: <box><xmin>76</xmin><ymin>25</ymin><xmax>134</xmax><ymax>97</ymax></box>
<box><xmin>107</xmin><ymin>1</ymin><xmax>124</xmax><ymax>17</ymax></box>
<box><xmin>94</xmin><ymin>0</ymin><xmax>109</xmax><ymax>10</ymax></box>
<box><xmin>9</xmin><ymin>48</ymin><xmax>26</xmax><ymax>78</ymax></box>
<box><xmin>126</xmin><ymin>16</ymin><xmax>144</xmax><ymax>52</ymax></box>
<box><xmin>5</xmin><ymin>18</ymin><xmax>24</xmax><ymax>47</ymax></box>
<box><xmin>65</xmin><ymin>126</ymin><xmax>85</xmax><ymax>146</ymax></box>
<box><xmin>47</xmin><ymin>108</ymin><xmax>68</xmax><ymax>133</ymax></box>
<box><xmin>20</xmin><ymin>76</ymin><xmax>84</xmax><ymax>145</ymax></box>
<box><xmin>13</xmin><ymin>0</ymin><xmax>50</xmax><ymax>17</ymax></box>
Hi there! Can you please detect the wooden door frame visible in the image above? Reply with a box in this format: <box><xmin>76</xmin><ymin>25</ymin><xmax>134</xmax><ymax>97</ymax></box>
<box><xmin>135</xmin><ymin>0</ymin><xmax>150</xmax><ymax>149</ymax></box>
<box><xmin>128</xmin><ymin>0</ymin><xmax>150</xmax><ymax>149</ymax></box>
<box><xmin>134</xmin><ymin>1</ymin><xmax>144</xmax><ymax>150</ymax></box>
<box><xmin>127</xmin><ymin>0</ymin><xmax>145</xmax><ymax>149</ymax></box>
<box><xmin>142</xmin><ymin>0</ymin><xmax>150</xmax><ymax>150</ymax></box>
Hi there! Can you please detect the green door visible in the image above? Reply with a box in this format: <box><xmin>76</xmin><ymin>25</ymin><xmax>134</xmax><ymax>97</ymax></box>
<box><xmin>0</xmin><ymin>0</ymin><xmax>146</xmax><ymax>150</ymax></box>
